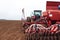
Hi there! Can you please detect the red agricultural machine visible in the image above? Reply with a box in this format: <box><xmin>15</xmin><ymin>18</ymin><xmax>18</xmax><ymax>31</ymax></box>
<box><xmin>23</xmin><ymin>1</ymin><xmax>60</xmax><ymax>40</ymax></box>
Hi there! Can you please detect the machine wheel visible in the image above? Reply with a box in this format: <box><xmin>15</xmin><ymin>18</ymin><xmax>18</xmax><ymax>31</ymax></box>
<box><xmin>27</xmin><ymin>17</ymin><xmax>31</xmax><ymax>22</ymax></box>
<box><xmin>23</xmin><ymin>24</ymin><xmax>30</xmax><ymax>33</ymax></box>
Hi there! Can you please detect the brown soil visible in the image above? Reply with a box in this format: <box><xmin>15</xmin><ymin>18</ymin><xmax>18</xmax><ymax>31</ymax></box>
<box><xmin>0</xmin><ymin>20</ymin><xmax>25</xmax><ymax>40</ymax></box>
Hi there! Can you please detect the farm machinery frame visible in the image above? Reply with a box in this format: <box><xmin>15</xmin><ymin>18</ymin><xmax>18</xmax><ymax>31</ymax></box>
<box><xmin>22</xmin><ymin>1</ymin><xmax>60</xmax><ymax>40</ymax></box>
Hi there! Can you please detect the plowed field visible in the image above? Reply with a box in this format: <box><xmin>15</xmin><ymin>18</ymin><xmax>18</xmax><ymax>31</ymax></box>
<box><xmin>0</xmin><ymin>20</ymin><xmax>25</xmax><ymax>40</ymax></box>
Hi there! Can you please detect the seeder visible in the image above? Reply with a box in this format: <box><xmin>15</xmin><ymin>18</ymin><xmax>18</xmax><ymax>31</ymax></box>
<box><xmin>22</xmin><ymin>1</ymin><xmax>60</xmax><ymax>40</ymax></box>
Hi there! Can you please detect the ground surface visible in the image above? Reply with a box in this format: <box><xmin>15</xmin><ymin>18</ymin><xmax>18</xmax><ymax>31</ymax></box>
<box><xmin>0</xmin><ymin>20</ymin><xmax>25</xmax><ymax>40</ymax></box>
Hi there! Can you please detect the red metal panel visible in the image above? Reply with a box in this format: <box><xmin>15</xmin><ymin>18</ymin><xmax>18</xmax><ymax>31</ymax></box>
<box><xmin>46</xmin><ymin>1</ymin><xmax>60</xmax><ymax>10</ymax></box>
<box><xmin>48</xmin><ymin>10</ymin><xmax>60</xmax><ymax>20</ymax></box>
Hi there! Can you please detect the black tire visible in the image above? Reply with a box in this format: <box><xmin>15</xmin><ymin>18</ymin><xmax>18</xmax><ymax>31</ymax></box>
<box><xmin>27</xmin><ymin>17</ymin><xmax>31</xmax><ymax>22</ymax></box>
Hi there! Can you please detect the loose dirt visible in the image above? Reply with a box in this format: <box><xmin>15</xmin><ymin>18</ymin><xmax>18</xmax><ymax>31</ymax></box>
<box><xmin>0</xmin><ymin>20</ymin><xmax>25</xmax><ymax>40</ymax></box>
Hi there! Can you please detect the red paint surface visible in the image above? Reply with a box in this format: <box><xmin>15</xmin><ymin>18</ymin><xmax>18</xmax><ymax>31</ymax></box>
<box><xmin>46</xmin><ymin>1</ymin><xmax>60</xmax><ymax>10</ymax></box>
